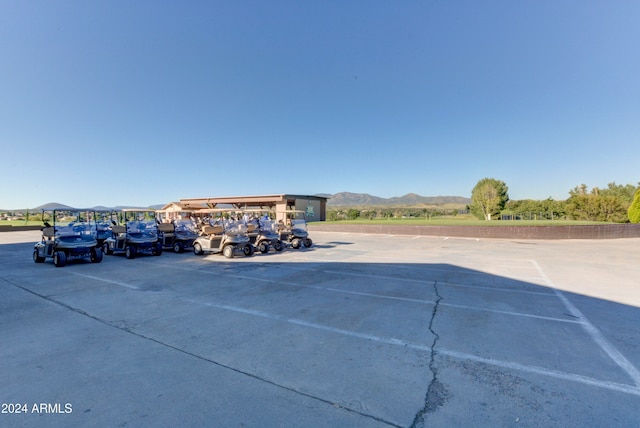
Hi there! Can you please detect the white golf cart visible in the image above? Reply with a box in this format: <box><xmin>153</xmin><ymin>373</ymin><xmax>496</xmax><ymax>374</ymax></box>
<box><xmin>277</xmin><ymin>210</ymin><xmax>313</xmax><ymax>249</ymax></box>
<box><xmin>103</xmin><ymin>209</ymin><xmax>163</xmax><ymax>259</ymax></box>
<box><xmin>33</xmin><ymin>209</ymin><xmax>103</xmax><ymax>267</ymax></box>
<box><xmin>192</xmin><ymin>209</ymin><xmax>254</xmax><ymax>258</ymax></box>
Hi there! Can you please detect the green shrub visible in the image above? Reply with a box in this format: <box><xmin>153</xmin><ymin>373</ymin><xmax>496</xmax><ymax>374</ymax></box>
<box><xmin>628</xmin><ymin>189</ymin><xmax>640</xmax><ymax>223</ymax></box>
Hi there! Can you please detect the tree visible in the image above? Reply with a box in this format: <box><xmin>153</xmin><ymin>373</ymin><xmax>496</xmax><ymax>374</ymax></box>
<box><xmin>346</xmin><ymin>208</ymin><xmax>360</xmax><ymax>220</ymax></box>
<box><xmin>601</xmin><ymin>182</ymin><xmax>638</xmax><ymax>205</ymax></box>
<box><xmin>470</xmin><ymin>178</ymin><xmax>509</xmax><ymax>220</ymax></box>
<box><xmin>628</xmin><ymin>189</ymin><xmax>640</xmax><ymax>223</ymax></box>
<box><xmin>566</xmin><ymin>184</ymin><xmax>633</xmax><ymax>222</ymax></box>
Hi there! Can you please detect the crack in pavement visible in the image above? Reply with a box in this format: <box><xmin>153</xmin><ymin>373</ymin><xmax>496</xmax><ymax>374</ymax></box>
<box><xmin>410</xmin><ymin>281</ymin><xmax>447</xmax><ymax>427</ymax></box>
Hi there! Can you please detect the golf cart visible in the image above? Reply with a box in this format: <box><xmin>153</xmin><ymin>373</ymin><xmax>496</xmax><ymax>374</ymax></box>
<box><xmin>277</xmin><ymin>210</ymin><xmax>313</xmax><ymax>249</ymax></box>
<box><xmin>33</xmin><ymin>209</ymin><xmax>103</xmax><ymax>267</ymax></box>
<box><xmin>192</xmin><ymin>209</ymin><xmax>254</xmax><ymax>258</ymax></box>
<box><xmin>103</xmin><ymin>209</ymin><xmax>163</xmax><ymax>259</ymax></box>
<box><xmin>243</xmin><ymin>210</ymin><xmax>283</xmax><ymax>253</ymax></box>
<box><xmin>156</xmin><ymin>210</ymin><xmax>199</xmax><ymax>253</ymax></box>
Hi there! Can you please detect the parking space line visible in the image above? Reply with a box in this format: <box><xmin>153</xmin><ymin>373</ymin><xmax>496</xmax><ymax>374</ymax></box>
<box><xmin>236</xmin><ymin>273</ymin><xmax>579</xmax><ymax>323</ymax></box>
<box><xmin>271</xmin><ymin>263</ymin><xmax>555</xmax><ymax>298</ymax></box>
<box><xmin>439</xmin><ymin>281</ymin><xmax>554</xmax><ymax>296</ymax></box>
<box><xmin>440</xmin><ymin>349</ymin><xmax>640</xmax><ymax>397</ymax></box>
<box><xmin>144</xmin><ymin>261</ymin><xmax>580</xmax><ymax>323</ymax></box>
<box><xmin>441</xmin><ymin>302</ymin><xmax>579</xmax><ymax>323</ymax></box>
<box><xmin>532</xmin><ymin>260</ymin><xmax>640</xmax><ymax>387</ymax></box>
<box><xmin>66</xmin><ymin>272</ymin><xmax>140</xmax><ymax>290</ymax></box>
<box><xmin>224</xmin><ymin>273</ymin><xmax>579</xmax><ymax>323</ymax></box>
<box><xmin>186</xmin><ymin>298</ymin><xmax>428</xmax><ymax>349</ymax></box>
<box><xmin>185</xmin><ymin>296</ymin><xmax>640</xmax><ymax>398</ymax></box>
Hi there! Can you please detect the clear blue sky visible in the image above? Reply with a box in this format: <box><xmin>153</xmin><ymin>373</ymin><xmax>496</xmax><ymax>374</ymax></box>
<box><xmin>2</xmin><ymin>1</ymin><xmax>638</xmax><ymax>209</ymax></box>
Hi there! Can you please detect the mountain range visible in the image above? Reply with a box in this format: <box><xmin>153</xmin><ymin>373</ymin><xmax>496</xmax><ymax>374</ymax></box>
<box><xmin>319</xmin><ymin>192</ymin><xmax>470</xmax><ymax>207</ymax></box>
<box><xmin>4</xmin><ymin>193</ymin><xmax>470</xmax><ymax>211</ymax></box>
<box><xmin>27</xmin><ymin>203</ymin><xmax>165</xmax><ymax>211</ymax></box>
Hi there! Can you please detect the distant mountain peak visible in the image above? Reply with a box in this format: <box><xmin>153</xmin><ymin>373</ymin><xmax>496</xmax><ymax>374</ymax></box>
<box><xmin>320</xmin><ymin>192</ymin><xmax>470</xmax><ymax>207</ymax></box>
<box><xmin>31</xmin><ymin>202</ymin><xmax>75</xmax><ymax>210</ymax></box>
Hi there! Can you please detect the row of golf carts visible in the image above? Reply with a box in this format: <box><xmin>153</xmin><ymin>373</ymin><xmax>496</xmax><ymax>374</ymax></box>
<box><xmin>33</xmin><ymin>208</ymin><xmax>313</xmax><ymax>267</ymax></box>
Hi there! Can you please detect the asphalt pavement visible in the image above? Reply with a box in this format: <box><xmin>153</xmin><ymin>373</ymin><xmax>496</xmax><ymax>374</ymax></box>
<box><xmin>1</xmin><ymin>230</ymin><xmax>639</xmax><ymax>427</ymax></box>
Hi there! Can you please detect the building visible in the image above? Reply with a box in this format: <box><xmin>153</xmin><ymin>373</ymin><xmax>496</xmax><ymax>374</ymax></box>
<box><xmin>156</xmin><ymin>202</ymin><xmax>189</xmax><ymax>222</ymax></box>
<box><xmin>178</xmin><ymin>194</ymin><xmax>328</xmax><ymax>222</ymax></box>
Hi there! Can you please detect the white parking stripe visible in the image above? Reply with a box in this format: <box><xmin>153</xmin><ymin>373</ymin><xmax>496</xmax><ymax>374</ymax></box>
<box><xmin>441</xmin><ymin>302</ymin><xmax>579</xmax><ymax>324</ymax></box>
<box><xmin>67</xmin><ymin>272</ymin><xmax>140</xmax><ymax>290</ymax></box>
<box><xmin>145</xmin><ymin>261</ymin><xmax>576</xmax><ymax>323</ymax></box>
<box><xmin>440</xmin><ymin>349</ymin><xmax>640</xmax><ymax>397</ymax></box>
<box><xmin>532</xmin><ymin>260</ymin><xmax>640</xmax><ymax>387</ymax></box>
<box><xmin>186</xmin><ymin>297</ymin><xmax>640</xmax><ymax>397</ymax></box>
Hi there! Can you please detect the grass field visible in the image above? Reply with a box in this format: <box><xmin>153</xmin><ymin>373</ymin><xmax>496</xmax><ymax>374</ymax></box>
<box><xmin>0</xmin><ymin>220</ymin><xmax>44</xmax><ymax>227</ymax></box>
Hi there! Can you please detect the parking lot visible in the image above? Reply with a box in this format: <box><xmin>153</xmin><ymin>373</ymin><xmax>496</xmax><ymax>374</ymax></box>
<box><xmin>1</xmin><ymin>230</ymin><xmax>639</xmax><ymax>427</ymax></box>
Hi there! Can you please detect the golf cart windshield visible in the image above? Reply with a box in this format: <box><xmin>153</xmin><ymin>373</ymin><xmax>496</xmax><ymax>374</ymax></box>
<box><xmin>259</xmin><ymin>218</ymin><xmax>278</xmax><ymax>233</ymax></box>
<box><xmin>291</xmin><ymin>218</ymin><xmax>307</xmax><ymax>233</ymax></box>
<box><xmin>225</xmin><ymin>218</ymin><xmax>247</xmax><ymax>235</ymax></box>
<box><xmin>174</xmin><ymin>218</ymin><xmax>197</xmax><ymax>234</ymax></box>
<box><xmin>52</xmin><ymin>210</ymin><xmax>98</xmax><ymax>238</ymax></box>
<box><xmin>125</xmin><ymin>211</ymin><xmax>158</xmax><ymax>237</ymax></box>
<box><xmin>95</xmin><ymin>211</ymin><xmax>112</xmax><ymax>238</ymax></box>
<box><xmin>127</xmin><ymin>219</ymin><xmax>157</xmax><ymax>236</ymax></box>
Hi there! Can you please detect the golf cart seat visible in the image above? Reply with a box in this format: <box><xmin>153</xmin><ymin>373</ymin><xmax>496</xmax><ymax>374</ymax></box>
<box><xmin>43</xmin><ymin>227</ymin><xmax>55</xmax><ymax>238</ymax></box>
<box><xmin>202</xmin><ymin>225</ymin><xmax>223</xmax><ymax>236</ymax></box>
<box><xmin>158</xmin><ymin>223</ymin><xmax>175</xmax><ymax>233</ymax></box>
<box><xmin>278</xmin><ymin>221</ymin><xmax>289</xmax><ymax>232</ymax></box>
<box><xmin>112</xmin><ymin>225</ymin><xmax>126</xmax><ymax>234</ymax></box>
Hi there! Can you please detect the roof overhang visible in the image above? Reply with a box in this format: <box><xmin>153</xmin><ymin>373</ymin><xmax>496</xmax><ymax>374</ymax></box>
<box><xmin>179</xmin><ymin>194</ymin><xmax>328</xmax><ymax>209</ymax></box>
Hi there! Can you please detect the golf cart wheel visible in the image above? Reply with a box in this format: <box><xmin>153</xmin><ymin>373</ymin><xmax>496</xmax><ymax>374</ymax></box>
<box><xmin>274</xmin><ymin>241</ymin><xmax>283</xmax><ymax>252</ymax></box>
<box><xmin>291</xmin><ymin>238</ymin><xmax>301</xmax><ymax>249</ymax></box>
<box><xmin>174</xmin><ymin>242</ymin><xmax>184</xmax><ymax>253</ymax></box>
<box><xmin>242</xmin><ymin>244</ymin><xmax>254</xmax><ymax>256</ymax></box>
<box><xmin>125</xmin><ymin>245</ymin><xmax>137</xmax><ymax>259</ymax></box>
<box><xmin>223</xmin><ymin>245</ymin><xmax>234</xmax><ymax>259</ymax></box>
<box><xmin>152</xmin><ymin>244</ymin><xmax>163</xmax><ymax>256</ymax></box>
<box><xmin>53</xmin><ymin>251</ymin><xmax>67</xmax><ymax>268</ymax></box>
<box><xmin>303</xmin><ymin>238</ymin><xmax>313</xmax><ymax>248</ymax></box>
<box><xmin>258</xmin><ymin>242</ymin><xmax>269</xmax><ymax>253</ymax></box>
<box><xmin>103</xmin><ymin>242</ymin><xmax>113</xmax><ymax>255</ymax></box>
<box><xmin>193</xmin><ymin>242</ymin><xmax>204</xmax><ymax>255</ymax></box>
<box><xmin>91</xmin><ymin>247</ymin><xmax>103</xmax><ymax>263</ymax></box>
<box><xmin>33</xmin><ymin>249</ymin><xmax>45</xmax><ymax>263</ymax></box>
